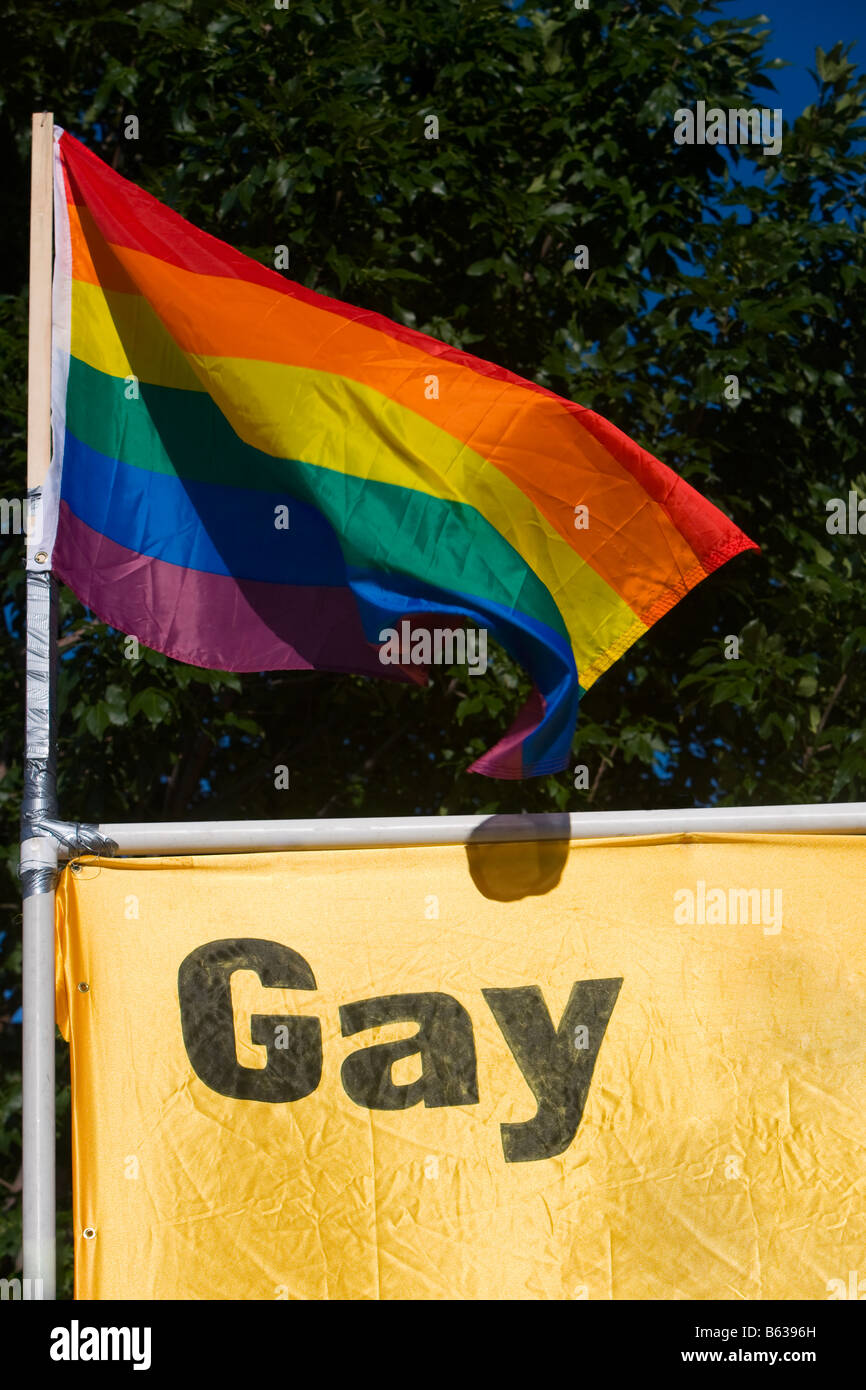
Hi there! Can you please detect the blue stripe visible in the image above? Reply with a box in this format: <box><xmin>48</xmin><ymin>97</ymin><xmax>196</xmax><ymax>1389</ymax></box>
<box><xmin>61</xmin><ymin>430</ymin><xmax>348</xmax><ymax>584</ymax></box>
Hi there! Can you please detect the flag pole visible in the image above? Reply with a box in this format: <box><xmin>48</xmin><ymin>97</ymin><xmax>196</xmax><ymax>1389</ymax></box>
<box><xmin>20</xmin><ymin>110</ymin><xmax>57</xmax><ymax>1300</ymax></box>
<box><xmin>78</xmin><ymin>801</ymin><xmax>866</xmax><ymax>854</ymax></box>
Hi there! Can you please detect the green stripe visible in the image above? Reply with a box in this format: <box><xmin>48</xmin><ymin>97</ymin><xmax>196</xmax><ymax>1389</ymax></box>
<box><xmin>66</xmin><ymin>355</ymin><xmax>568</xmax><ymax>640</ymax></box>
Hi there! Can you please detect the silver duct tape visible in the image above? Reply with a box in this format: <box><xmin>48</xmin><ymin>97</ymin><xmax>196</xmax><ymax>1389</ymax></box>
<box><xmin>20</xmin><ymin>555</ymin><xmax>120</xmax><ymax>896</ymax></box>
<box><xmin>18</xmin><ymin>821</ymin><xmax>118</xmax><ymax>896</ymax></box>
<box><xmin>20</xmin><ymin>864</ymin><xmax>59</xmax><ymax>896</ymax></box>
<box><xmin>21</xmin><ymin>568</ymin><xmax>58</xmax><ymax>832</ymax></box>
<box><xmin>19</xmin><ymin>837</ymin><xmax>59</xmax><ymax>898</ymax></box>
<box><xmin>33</xmin><ymin>818</ymin><xmax>119</xmax><ymax>858</ymax></box>
<box><xmin>21</xmin><ymin>562</ymin><xmax>59</xmax><ymax>899</ymax></box>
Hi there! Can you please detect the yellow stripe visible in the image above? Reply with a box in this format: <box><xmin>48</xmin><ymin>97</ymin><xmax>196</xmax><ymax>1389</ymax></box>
<box><xmin>71</xmin><ymin>277</ymin><xmax>204</xmax><ymax>391</ymax></box>
<box><xmin>70</xmin><ymin>278</ymin><xmax>644</xmax><ymax>683</ymax></box>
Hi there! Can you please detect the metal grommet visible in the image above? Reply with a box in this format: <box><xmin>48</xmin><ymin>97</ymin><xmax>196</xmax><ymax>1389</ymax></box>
<box><xmin>78</xmin><ymin>982</ymin><xmax>89</xmax><ymax>993</ymax></box>
<box><xmin>82</xmin><ymin>1227</ymin><xmax>96</xmax><ymax>1240</ymax></box>
<box><xmin>35</xmin><ymin>551</ymin><xmax>48</xmax><ymax>563</ymax></box>
<box><xmin>70</xmin><ymin>862</ymin><xmax>82</xmax><ymax>874</ymax></box>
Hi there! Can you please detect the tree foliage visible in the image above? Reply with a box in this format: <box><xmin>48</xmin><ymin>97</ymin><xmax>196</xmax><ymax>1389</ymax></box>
<box><xmin>0</xmin><ymin>0</ymin><xmax>864</xmax><ymax>1292</ymax></box>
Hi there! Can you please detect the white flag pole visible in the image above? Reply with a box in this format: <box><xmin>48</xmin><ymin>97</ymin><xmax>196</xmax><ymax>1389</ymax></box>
<box><xmin>79</xmin><ymin>800</ymin><xmax>866</xmax><ymax>856</ymax></box>
<box><xmin>21</xmin><ymin>110</ymin><xmax>57</xmax><ymax>1300</ymax></box>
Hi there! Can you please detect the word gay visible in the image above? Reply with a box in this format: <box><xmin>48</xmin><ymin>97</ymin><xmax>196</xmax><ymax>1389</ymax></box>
<box><xmin>673</xmin><ymin>101</ymin><xmax>783</xmax><ymax>156</ymax></box>
<box><xmin>177</xmin><ymin>938</ymin><xmax>622</xmax><ymax>1164</ymax></box>
<box><xmin>378</xmin><ymin>620</ymin><xmax>488</xmax><ymax>675</ymax></box>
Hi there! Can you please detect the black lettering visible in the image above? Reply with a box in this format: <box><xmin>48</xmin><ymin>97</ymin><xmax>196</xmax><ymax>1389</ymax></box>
<box><xmin>340</xmin><ymin>993</ymin><xmax>479</xmax><ymax>1110</ymax></box>
<box><xmin>482</xmin><ymin>978</ymin><xmax>622</xmax><ymax>1163</ymax></box>
<box><xmin>178</xmin><ymin>938</ymin><xmax>322</xmax><ymax>1102</ymax></box>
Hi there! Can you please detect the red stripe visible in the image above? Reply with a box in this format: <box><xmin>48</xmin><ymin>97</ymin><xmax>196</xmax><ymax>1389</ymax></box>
<box><xmin>575</xmin><ymin>409</ymin><xmax>760</xmax><ymax>571</ymax></box>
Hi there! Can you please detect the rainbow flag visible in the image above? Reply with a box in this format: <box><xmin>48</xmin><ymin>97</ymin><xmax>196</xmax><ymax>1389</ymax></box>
<box><xmin>42</xmin><ymin>127</ymin><xmax>757</xmax><ymax>778</ymax></box>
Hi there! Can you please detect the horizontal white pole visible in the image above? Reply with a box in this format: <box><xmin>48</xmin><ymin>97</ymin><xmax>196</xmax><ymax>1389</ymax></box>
<box><xmin>75</xmin><ymin>803</ymin><xmax>866</xmax><ymax>857</ymax></box>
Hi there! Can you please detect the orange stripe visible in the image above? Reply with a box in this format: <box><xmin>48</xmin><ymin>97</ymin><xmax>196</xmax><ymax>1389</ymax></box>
<box><xmin>68</xmin><ymin>208</ymin><xmax>706</xmax><ymax>607</ymax></box>
<box><xmin>68</xmin><ymin>200</ymin><xmax>139</xmax><ymax>294</ymax></box>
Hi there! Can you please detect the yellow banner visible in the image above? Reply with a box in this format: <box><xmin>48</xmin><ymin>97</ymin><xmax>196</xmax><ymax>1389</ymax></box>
<box><xmin>55</xmin><ymin>834</ymin><xmax>866</xmax><ymax>1300</ymax></box>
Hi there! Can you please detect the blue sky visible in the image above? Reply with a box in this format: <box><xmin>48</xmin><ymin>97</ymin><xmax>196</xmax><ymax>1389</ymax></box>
<box><xmin>733</xmin><ymin>0</ymin><xmax>864</xmax><ymax>118</ymax></box>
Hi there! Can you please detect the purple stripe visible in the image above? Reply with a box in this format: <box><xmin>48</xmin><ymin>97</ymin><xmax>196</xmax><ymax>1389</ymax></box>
<box><xmin>467</xmin><ymin>686</ymin><xmax>546</xmax><ymax>779</ymax></box>
<box><xmin>53</xmin><ymin>503</ymin><xmax>411</xmax><ymax>678</ymax></box>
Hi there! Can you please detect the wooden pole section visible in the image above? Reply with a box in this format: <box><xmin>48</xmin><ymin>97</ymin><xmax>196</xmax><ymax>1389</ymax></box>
<box><xmin>27</xmin><ymin>112</ymin><xmax>54</xmax><ymax>489</ymax></box>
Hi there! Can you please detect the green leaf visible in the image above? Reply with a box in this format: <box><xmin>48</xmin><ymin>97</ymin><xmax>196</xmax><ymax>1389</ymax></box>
<box><xmin>129</xmin><ymin>689</ymin><xmax>173</xmax><ymax>726</ymax></box>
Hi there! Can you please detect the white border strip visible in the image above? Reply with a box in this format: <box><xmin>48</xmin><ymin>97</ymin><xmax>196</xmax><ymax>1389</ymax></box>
<box><xmin>82</xmin><ymin>803</ymin><xmax>866</xmax><ymax>857</ymax></box>
<box><xmin>29</xmin><ymin>124</ymin><xmax>71</xmax><ymax>568</ymax></box>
